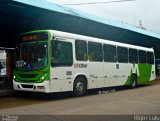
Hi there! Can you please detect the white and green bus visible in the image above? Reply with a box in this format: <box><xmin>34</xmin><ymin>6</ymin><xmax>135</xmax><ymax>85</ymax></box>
<box><xmin>13</xmin><ymin>30</ymin><xmax>156</xmax><ymax>96</ymax></box>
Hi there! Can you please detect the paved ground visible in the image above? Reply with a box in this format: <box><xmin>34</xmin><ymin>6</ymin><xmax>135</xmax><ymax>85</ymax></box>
<box><xmin>0</xmin><ymin>82</ymin><xmax>13</xmax><ymax>96</ymax></box>
<box><xmin>0</xmin><ymin>80</ymin><xmax>160</xmax><ymax>120</ymax></box>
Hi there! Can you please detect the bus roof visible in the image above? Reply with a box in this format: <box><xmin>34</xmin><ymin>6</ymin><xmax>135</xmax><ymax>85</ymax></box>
<box><xmin>51</xmin><ymin>30</ymin><xmax>154</xmax><ymax>52</ymax></box>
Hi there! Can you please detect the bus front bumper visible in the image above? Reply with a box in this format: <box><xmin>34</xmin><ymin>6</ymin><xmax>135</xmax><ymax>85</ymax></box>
<box><xmin>13</xmin><ymin>80</ymin><xmax>50</xmax><ymax>93</ymax></box>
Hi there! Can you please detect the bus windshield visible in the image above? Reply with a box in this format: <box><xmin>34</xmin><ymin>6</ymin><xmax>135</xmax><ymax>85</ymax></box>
<box><xmin>15</xmin><ymin>42</ymin><xmax>48</xmax><ymax>71</ymax></box>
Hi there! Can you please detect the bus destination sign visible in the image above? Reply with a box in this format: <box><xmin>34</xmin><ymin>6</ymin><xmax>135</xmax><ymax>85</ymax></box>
<box><xmin>22</xmin><ymin>35</ymin><xmax>38</xmax><ymax>41</ymax></box>
<box><xmin>20</xmin><ymin>32</ymin><xmax>48</xmax><ymax>42</ymax></box>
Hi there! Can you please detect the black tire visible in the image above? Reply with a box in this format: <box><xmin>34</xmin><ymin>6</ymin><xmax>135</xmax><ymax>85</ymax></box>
<box><xmin>130</xmin><ymin>74</ymin><xmax>137</xmax><ymax>88</ymax></box>
<box><xmin>73</xmin><ymin>77</ymin><xmax>87</xmax><ymax>96</ymax></box>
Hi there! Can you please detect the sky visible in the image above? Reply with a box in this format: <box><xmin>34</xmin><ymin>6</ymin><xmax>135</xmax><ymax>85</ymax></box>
<box><xmin>46</xmin><ymin>0</ymin><xmax>160</xmax><ymax>35</ymax></box>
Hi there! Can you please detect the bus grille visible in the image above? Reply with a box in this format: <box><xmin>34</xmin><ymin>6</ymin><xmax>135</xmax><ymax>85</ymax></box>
<box><xmin>18</xmin><ymin>74</ymin><xmax>38</xmax><ymax>78</ymax></box>
<box><xmin>20</xmin><ymin>80</ymin><xmax>36</xmax><ymax>83</ymax></box>
<box><xmin>21</xmin><ymin>84</ymin><xmax>33</xmax><ymax>89</ymax></box>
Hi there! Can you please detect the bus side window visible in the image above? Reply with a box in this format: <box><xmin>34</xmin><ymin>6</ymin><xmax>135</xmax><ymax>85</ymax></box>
<box><xmin>75</xmin><ymin>40</ymin><xmax>87</xmax><ymax>61</ymax></box>
<box><xmin>139</xmin><ymin>50</ymin><xmax>147</xmax><ymax>64</ymax></box>
<box><xmin>117</xmin><ymin>46</ymin><xmax>128</xmax><ymax>63</ymax></box>
<box><xmin>147</xmin><ymin>52</ymin><xmax>154</xmax><ymax>64</ymax></box>
<box><xmin>129</xmin><ymin>48</ymin><xmax>138</xmax><ymax>63</ymax></box>
<box><xmin>88</xmin><ymin>42</ymin><xmax>103</xmax><ymax>62</ymax></box>
<box><xmin>103</xmin><ymin>44</ymin><xmax>116</xmax><ymax>63</ymax></box>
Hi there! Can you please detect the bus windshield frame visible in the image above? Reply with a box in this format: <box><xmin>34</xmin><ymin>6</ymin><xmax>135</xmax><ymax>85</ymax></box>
<box><xmin>15</xmin><ymin>31</ymin><xmax>49</xmax><ymax>71</ymax></box>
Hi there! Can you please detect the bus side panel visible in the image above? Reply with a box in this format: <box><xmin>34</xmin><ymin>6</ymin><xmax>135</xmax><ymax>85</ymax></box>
<box><xmin>72</xmin><ymin>62</ymin><xmax>89</xmax><ymax>88</ymax></box>
<box><xmin>104</xmin><ymin>63</ymin><xmax>133</xmax><ymax>87</ymax></box>
<box><xmin>104</xmin><ymin>63</ymin><xmax>117</xmax><ymax>87</ymax></box>
<box><xmin>137</xmin><ymin>64</ymin><xmax>154</xmax><ymax>84</ymax></box>
<box><xmin>117</xmin><ymin>63</ymin><xmax>132</xmax><ymax>86</ymax></box>
<box><xmin>124</xmin><ymin>63</ymin><xmax>156</xmax><ymax>85</ymax></box>
<box><xmin>50</xmin><ymin>66</ymin><xmax>73</xmax><ymax>92</ymax></box>
<box><xmin>150</xmin><ymin>65</ymin><xmax>156</xmax><ymax>81</ymax></box>
<box><xmin>87</xmin><ymin>62</ymin><xmax>104</xmax><ymax>89</ymax></box>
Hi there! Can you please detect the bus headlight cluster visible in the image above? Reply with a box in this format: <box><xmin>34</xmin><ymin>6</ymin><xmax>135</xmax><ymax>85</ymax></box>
<box><xmin>41</xmin><ymin>76</ymin><xmax>45</xmax><ymax>80</ymax></box>
<box><xmin>40</xmin><ymin>73</ymin><xmax>48</xmax><ymax>81</ymax></box>
<box><xmin>13</xmin><ymin>75</ymin><xmax>18</xmax><ymax>82</ymax></box>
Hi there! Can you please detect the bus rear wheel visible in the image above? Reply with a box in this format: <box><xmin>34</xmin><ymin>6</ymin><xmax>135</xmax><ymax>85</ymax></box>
<box><xmin>73</xmin><ymin>77</ymin><xmax>87</xmax><ymax>96</ymax></box>
<box><xmin>130</xmin><ymin>74</ymin><xmax>137</xmax><ymax>88</ymax></box>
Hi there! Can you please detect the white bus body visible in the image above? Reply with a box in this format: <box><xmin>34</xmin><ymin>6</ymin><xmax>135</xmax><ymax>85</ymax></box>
<box><xmin>13</xmin><ymin>30</ymin><xmax>156</xmax><ymax>96</ymax></box>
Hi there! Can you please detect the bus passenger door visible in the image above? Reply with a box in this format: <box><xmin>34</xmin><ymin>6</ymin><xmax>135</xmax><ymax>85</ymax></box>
<box><xmin>50</xmin><ymin>39</ymin><xmax>73</xmax><ymax>92</ymax></box>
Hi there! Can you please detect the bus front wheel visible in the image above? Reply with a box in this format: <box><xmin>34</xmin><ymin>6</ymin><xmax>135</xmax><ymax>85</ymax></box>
<box><xmin>130</xmin><ymin>74</ymin><xmax>137</xmax><ymax>88</ymax></box>
<box><xmin>73</xmin><ymin>77</ymin><xmax>87</xmax><ymax>96</ymax></box>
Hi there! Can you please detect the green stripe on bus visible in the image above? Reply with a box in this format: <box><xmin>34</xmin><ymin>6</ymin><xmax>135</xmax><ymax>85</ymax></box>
<box><xmin>125</xmin><ymin>64</ymin><xmax>152</xmax><ymax>85</ymax></box>
<box><xmin>137</xmin><ymin>64</ymin><xmax>152</xmax><ymax>84</ymax></box>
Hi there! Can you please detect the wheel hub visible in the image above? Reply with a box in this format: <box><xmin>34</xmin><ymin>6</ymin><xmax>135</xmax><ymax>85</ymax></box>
<box><xmin>76</xmin><ymin>82</ymin><xmax>84</xmax><ymax>93</ymax></box>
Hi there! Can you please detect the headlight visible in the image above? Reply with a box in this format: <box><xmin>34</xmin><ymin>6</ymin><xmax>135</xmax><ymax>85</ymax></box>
<box><xmin>40</xmin><ymin>73</ymin><xmax>48</xmax><ymax>81</ymax></box>
<box><xmin>41</xmin><ymin>76</ymin><xmax>45</xmax><ymax>80</ymax></box>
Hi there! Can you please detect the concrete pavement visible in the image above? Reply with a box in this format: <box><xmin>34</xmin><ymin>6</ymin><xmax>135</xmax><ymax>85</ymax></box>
<box><xmin>0</xmin><ymin>80</ymin><xmax>160</xmax><ymax>115</ymax></box>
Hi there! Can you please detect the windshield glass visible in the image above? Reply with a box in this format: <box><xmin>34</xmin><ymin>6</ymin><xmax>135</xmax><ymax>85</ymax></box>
<box><xmin>15</xmin><ymin>42</ymin><xmax>48</xmax><ymax>71</ymax></box>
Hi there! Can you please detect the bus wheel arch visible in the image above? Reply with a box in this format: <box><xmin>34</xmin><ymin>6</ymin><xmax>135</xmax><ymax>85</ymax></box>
<box><xmin>130</xmin><ymin>74</ymin><xmax>138</xmax><ymax>88</ymax></box>
<box><xmin>73</xmin><ymin>75</ymin><xmax>88</xmax><ymax>96</ymax></box>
